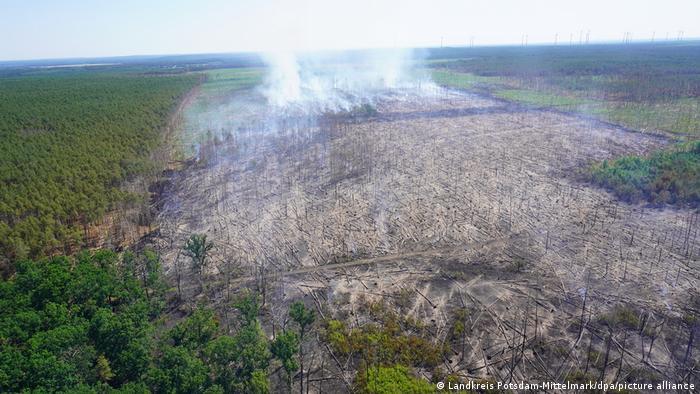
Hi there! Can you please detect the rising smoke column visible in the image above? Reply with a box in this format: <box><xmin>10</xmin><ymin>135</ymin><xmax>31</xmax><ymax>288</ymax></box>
<box><xmin>263</xmin><ymin>50</ymin><xmax>303</xmax><ymax>107</ymax></box>
<box><xmin>261</xmin><ymin>48</ymin><xmax>429</xmax><ymax>113</ymax></box>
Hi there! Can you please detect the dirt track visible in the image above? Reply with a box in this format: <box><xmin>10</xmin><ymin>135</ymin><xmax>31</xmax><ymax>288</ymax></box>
<box><xmin>206</xmin><ymin>233</ymin><xmax>524</xmax><ymax>286</ymax></box>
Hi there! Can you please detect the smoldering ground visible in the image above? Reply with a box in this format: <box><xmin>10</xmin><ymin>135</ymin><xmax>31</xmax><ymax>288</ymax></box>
<box><xmin>152</xmin><ymin>52</ymin><xmax>699</xmax><ymax>392</ymax></box>
<box><xmin>261</xmin><ymin>48</ymin><xmax>433</xmax><ymax>113</ymax></box>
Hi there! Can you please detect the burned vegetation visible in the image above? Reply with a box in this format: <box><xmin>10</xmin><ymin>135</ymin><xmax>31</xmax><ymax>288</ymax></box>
<box><xmin>152</xmin><ymin>81</ymin><xmax>699</xmax><ymax>392</ymax></box>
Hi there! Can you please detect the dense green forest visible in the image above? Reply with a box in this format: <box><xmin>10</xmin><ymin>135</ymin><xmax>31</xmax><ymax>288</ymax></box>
<box><xmin>0</xmin><ymin>249</ymin><xmax>443</xmax><ymax>393</ymax></box>
<box><xmin>429</xmin><ymin>42</ymin><xmax>700</xmax><ymax>206</ymax></box>
<box><xmin>0</xmin><ymin>249</ymin><xmax>313</xmax><ymax>393</ymax></box>
<box><xmin>0</xmin><ymin>71</ymin><xmax>198</xmax><ymax>263</ymax></box>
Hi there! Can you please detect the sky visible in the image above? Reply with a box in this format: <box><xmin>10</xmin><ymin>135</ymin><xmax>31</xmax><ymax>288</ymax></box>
<box><xmin>1</xmin><ymin>0</ymin><xmax>699</xmax><ymax>61</ymax></box>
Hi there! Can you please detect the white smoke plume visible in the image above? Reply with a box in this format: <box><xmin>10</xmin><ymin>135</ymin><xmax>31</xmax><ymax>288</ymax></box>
<box><xmin>261</xmin><ymin>48</ymin><xmax>431</xmax><ymax>113</ymax></box>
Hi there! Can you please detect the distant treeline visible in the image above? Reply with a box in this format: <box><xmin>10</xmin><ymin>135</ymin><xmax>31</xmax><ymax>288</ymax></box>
<box><xmin>429</xmin><ymin>42</ymin><xmax>700</xmax><ymax>104</ymax></box>
<box><xmin>0</xmin><ymin>71</ymin><xmax>198</xmax><ymax>263</ymax></box>
<box><xmin>0</xmin><ymin>52</ymin><xmax>264</xmax><ymax>78</ymax></box>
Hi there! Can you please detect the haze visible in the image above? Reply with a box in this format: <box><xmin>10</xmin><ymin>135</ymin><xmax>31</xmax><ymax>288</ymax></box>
<box><xmin>1</xmin><ymin>0</ymin><xmax>699</xmax><ymax>61</ymax></box>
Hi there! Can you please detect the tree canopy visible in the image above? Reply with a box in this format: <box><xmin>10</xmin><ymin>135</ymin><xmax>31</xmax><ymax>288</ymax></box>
<box><xmin>0</xmin><ymin>250</ymin><xmax>292</xmax><ymax>393</ymax></box>
<box><xmin>0</xmin><ymin>71</ymin><xmax>198</xmax><ymax>263</ymax></box>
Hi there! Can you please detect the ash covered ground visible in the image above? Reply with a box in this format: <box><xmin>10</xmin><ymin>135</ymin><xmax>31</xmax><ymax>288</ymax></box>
<box><xmin>153</xmin><ymin>85</ymin><xmax>699</xmax><ymax>389</ymax></box>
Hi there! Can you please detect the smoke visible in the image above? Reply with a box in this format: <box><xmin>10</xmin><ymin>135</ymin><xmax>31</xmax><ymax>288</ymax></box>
<box><xmin>261</xmin><ymin>48</ymin><xmax>431</xmax><ymax>113</ymax></box>
<box><xmin>263</xmin><ymin>51</ymin><xmax>303</xmax><ymax>107</ymax></box>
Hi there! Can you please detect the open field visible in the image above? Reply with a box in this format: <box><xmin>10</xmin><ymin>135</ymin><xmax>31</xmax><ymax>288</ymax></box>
<box><xmin>153</xmin><ymin>84</ymin><xmax>699</xmax><ymax>390</ymax></box>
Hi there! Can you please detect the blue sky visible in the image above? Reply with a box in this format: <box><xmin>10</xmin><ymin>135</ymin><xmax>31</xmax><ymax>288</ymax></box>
<box><xmin>1</xmin><ymin>0</ymin><xmax>699</xmax><ymax>61</ymax></box>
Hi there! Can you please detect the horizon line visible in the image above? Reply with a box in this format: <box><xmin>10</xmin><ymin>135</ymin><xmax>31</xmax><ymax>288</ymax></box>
<box><xmin>1</xmin><ymin>38</ymin><xmax>699</xmax><ymax>65</ymax></box>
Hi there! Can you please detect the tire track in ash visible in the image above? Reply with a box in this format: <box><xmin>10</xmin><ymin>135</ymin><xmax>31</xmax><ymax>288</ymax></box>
<box><xmin>224</xmin><ymin>232</ymin><xmax>523</xmax><ymax>286</ymax></box>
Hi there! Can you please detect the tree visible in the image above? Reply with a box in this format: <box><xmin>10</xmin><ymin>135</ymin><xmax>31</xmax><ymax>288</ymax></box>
<box><xmin>271</xmin><ymin>330</ymin><xmax>299</xmax><ymax>391</ymax></box>
<box><xmin>248</xmin><ymin>370</ymin><xmax>270</xmax><ymax>394</ymax></box>
<box><xmin>289</xmin><ymin>302</ymin><xmax>315</xmax><ymax>394</ymax></box>
<box><xmin>142</xmin><ymin>249</ymin><xmax>166</xmax><ymax>295</ymax></box>
<box><xmin>202</xmin><ymin>296</ymin><xmax>271</xmax><ymax>393</ymax></box>
<box><xmin>146</xmin><ymin>346</ymin><xmax>208</xmax><ymax>394</ymax></box>
<box><xmin>95</xmin><ymin>354</ymin><xmax>114</xmax><ymax>383</ymax></box>
<box><xmin>204</xmin><ymin>336</ymin><xmax>239</xmax><ymax>392</ymax></box>
<box><xmin>234</xmin><ymin>293</ymin><xmax>262</xmax><ymax>325</ymax></box>
<box><xmin>232</xmin><ymin>315</ymin><xmax>272</xmax><ymax>379</ymax></box>
<box><xmin>204</xmin><ymin>325</ymin><xmax>271</xmax><ymax>393</ymax></box>
<box><xmin>89</xmin><ymin>308</ymin><xmax>152</xmax><ymax>384</ymax></box>
<box><xmin>183</xmin><ymin>234</ymin><xmax>214</xmax><ymax>283</ymax></box>
<box><xmin>169</xmin><ymin>308</ymin><xmax>219</xmax><ymax>352</ymax></box>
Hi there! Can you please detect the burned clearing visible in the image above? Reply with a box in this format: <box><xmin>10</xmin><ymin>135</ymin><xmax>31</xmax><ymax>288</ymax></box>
<box><xmin>154</xmin><ymin>87</ymin><xmax>698</xmax><ymax>389</ymax></box>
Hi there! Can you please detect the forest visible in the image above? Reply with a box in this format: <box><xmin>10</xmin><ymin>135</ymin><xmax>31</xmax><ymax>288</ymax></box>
<box><xmin>0</xmin><ymin>249</ymin><xmax>309</xmax><ymax>393</ymax></box>
<box><xmin>0</xmin><ymin>246</ymin><xmax>441</xmax><ymax>393</ymax></box>
<box><xmin>0</xmin><ymin>70</ymin><xmax>198</xmax><ymax>265</ymax></box>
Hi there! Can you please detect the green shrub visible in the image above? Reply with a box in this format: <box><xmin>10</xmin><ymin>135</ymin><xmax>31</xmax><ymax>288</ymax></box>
<box><xmin>323</xmin><ymin>303</ymin><xmax>447</xmax><ymax>371</ymax></box>
<box><xmin>598</xmin><ymin>305</ymin><xmax>640</xmax><ymax>330</ymax></box>
<box><xmin>589</xmin><ymin>141</ymin><xmax>700</xmax><ymax>207</ymax></box>
<box><xmin>359</xmin><ymin>365</ymin><xmax>434</xmax><ymax>394</ymax></box>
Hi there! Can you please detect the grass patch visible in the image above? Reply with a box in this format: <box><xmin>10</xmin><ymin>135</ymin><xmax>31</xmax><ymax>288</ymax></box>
<box><xmin>428</xmin><ymin>44</ymin><xmax>700</xmax><ymax>137</ymax></box>
<box><xmin>494</xmin><ymin>88</ymin><xmax>594</xmax><ymax>108</ymax></box>
<box><xmin>597</xmin><ymin>305</ymin><xmax>641</xmax><ymax>330</ymax></box>
<box><xmin>432</xmin><ymin>69</ymin><xmax>700</xmax><ymax>136</ymax></box>
<box><xmin>430</xmin><ymin>70</ymin><xmax>499</xmax><ymax>90</ymax></box>
<box><xmin>429</xmin><ymin>51</ymin><xmax>700</xmax><ymax>207</ymax></box>
<box><xmin>178</xmin><ymin>67</ymin><xmax>264</xmax><ymax>157</ymax></box>
<box><xmin>200</xmin><ymin>67</ymin><xmax>264</xmax><ymax>96</ymax></box>
<box><xmin>589</xmin><ymin>99</ymin><xmax>700</xmax><ymax>135</ymax></box>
